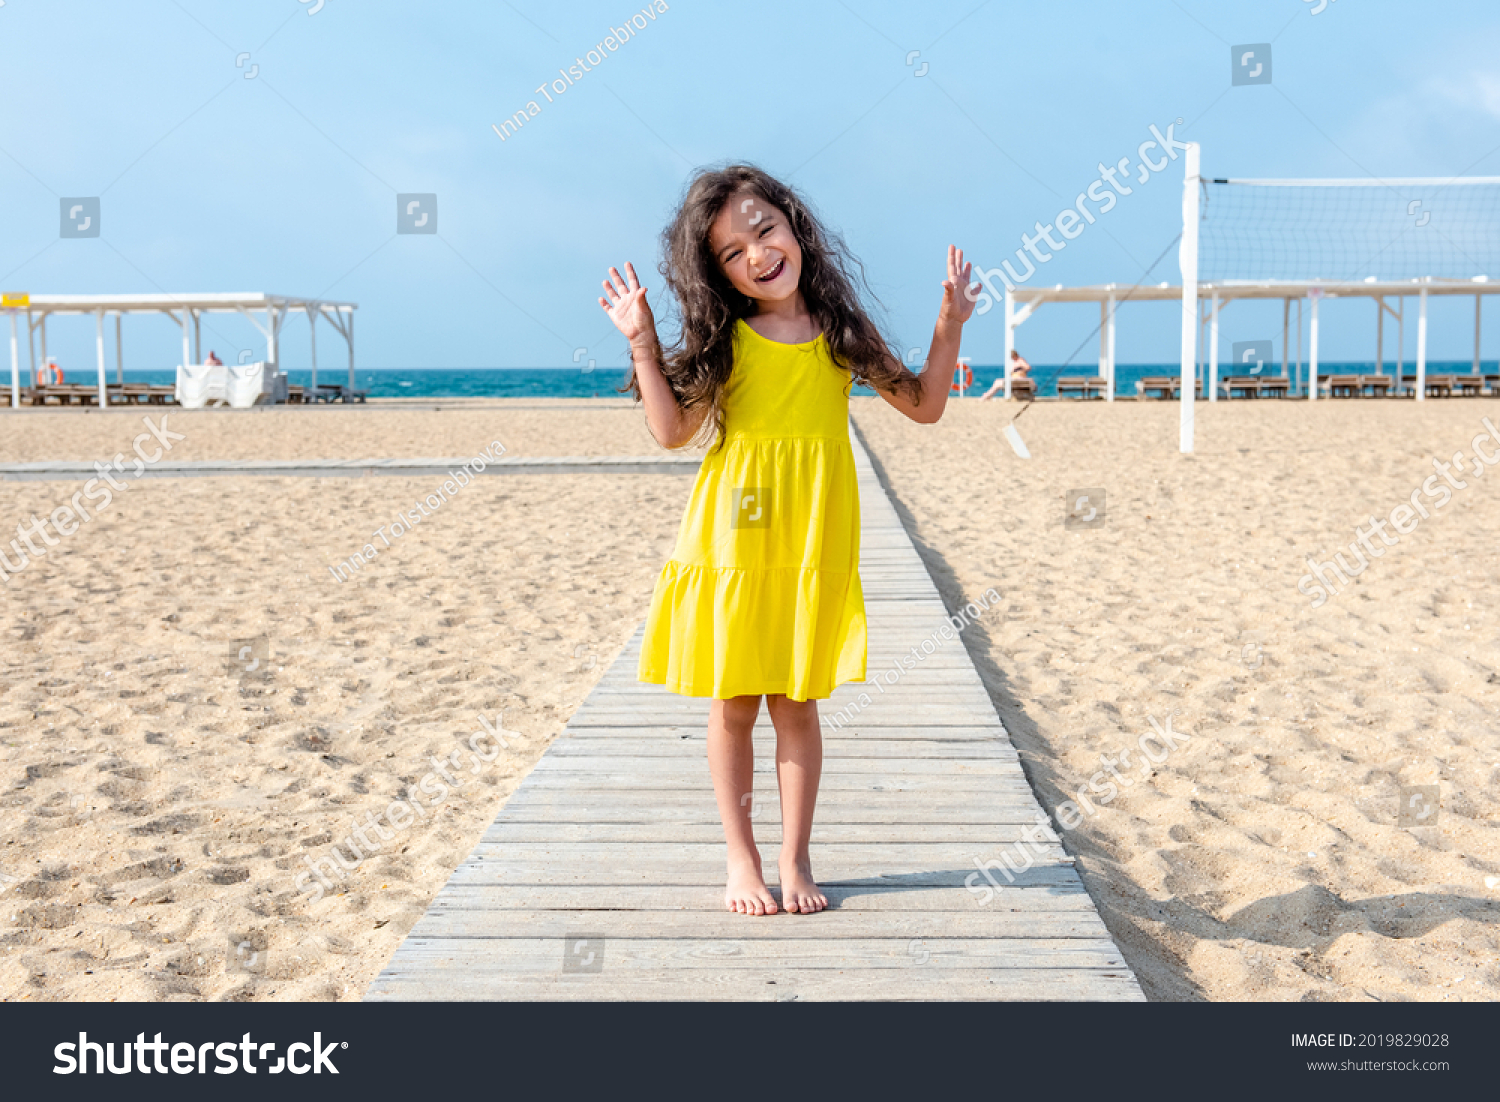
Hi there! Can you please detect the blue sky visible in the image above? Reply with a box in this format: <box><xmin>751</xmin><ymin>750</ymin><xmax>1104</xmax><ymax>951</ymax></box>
<box><xmin>3</xmin><ymin>0</ymin><xmax>1499</xmax><ymax>374</ymax></box>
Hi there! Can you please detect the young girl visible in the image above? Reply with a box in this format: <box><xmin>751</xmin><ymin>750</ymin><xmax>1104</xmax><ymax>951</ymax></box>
<box><xmin>598</xmin><ymin>165</ymin><xmax>977</xmax><ymax>915</ymax></box>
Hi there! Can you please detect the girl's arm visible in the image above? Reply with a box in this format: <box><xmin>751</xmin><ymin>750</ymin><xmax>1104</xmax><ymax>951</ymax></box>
<box><xmin>873</xmin><ymin>245</ymin><xmax>978</xmax><ymax>425</ymax></box>
<box><xmin>600</xmin><ymin>263</ymin><xmax>708</xmax><ymax>449</ymax></box>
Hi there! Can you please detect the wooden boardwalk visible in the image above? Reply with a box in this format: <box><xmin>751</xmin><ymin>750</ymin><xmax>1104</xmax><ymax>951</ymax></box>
<box><xmin>368</xmin><ymin>432</ymin><xmax>1142</xmax><ymax>1001</ymax></box>
<box><xmin>0</xmin><ymin>456</ymin><xmax>701</xmax><ymax>481</ymax></box>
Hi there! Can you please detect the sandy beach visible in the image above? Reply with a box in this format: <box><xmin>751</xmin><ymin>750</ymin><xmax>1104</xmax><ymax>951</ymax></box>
<box><xmin>0</xmin><ymin>402</ymin><xmax>684</xmax><ymax>1000</ymax></box>
<box><xmin>853</xmin><ymin>395</ymin><xmax>1500</xmax><ymax>1002</ymax></box>
<box><xmin>2</xmin><ymin>396</ymin><xmax>1497</xmax><ymax>1002</ymax></box>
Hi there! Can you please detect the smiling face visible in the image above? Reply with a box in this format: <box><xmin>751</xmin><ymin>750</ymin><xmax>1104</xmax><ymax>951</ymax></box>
<box><xmin>708</xmin><ymin>191</ymin><xmax>803</xmax><ymax>308</ymax></box>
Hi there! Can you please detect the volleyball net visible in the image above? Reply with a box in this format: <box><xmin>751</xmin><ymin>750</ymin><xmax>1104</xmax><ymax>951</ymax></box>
<box><xmin>1198</xmin><ymin>176</ymin><xmax>1500</xmax><ymax>283</ymax></box>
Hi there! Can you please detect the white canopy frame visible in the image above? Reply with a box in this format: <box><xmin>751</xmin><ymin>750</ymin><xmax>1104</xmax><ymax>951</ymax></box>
<box><xmin>7</xmin><ymin>292</ymin><xmax>357</xmax><ymax>409</ymax></box>
<box><xmin>1005</xmin><ymin>275</ymin><xmax>1496</xmax><ymax>421</ymax></box>
<box><xmin>1002</xmin><ymin>155</ymin><xmax>1500</xmax><ymax>452</ymax></box>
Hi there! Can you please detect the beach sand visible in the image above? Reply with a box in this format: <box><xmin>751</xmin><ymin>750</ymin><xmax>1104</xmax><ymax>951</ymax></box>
<box><xmin>853</xmin><ymin>395</ymin><xmax>1500</xmax><ymax>1002</ymax></box>
<box><xmin>0</xmin><ymin>398</ymin><xmax>660</xmax><ymax>463</ymax></box>
<box><xmin>0</xmin><ymin>401</ymin><xmax>685</xmax><ymax>1001</ymax></box>
<box><xmin>4</xmin><ymin>395</ymin><xmax>1497</xmax><ymax>1003</ymax></box>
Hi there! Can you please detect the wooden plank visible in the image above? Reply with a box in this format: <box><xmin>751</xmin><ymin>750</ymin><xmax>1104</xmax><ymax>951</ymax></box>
<box><xmin>517</xmin><ymin>774</ymin><xmax>1033</xmax><ymax>793</ymax></box>
<box><xmin>407</xmin><ymin>908</ymin><xmax>1114</xmax><ymax>940</ymax></box>
<box><xmin>529</xmin><ymin>755</ymin><xmax>1022</xmax><ymax>774</ymax></box>
<box><xmin>555</xmin><ymin>725</ymin><xmax>1013</xmax><ymax>741</ymax></box>
<box><xmin>367</xmin><ymin>969</ymin><xmax>1144</xmax><ymax>1002</ymax></box>
<box><xmin>379</xmin><ymin>938</ymin><xmax>1127</xmax><ymax>970</ymax></box>
<box><xmin>495</xmin><ymin>791</ymin><xmax>1051</xmax><ymax>818</ymax></box>
<box><xmin>412</xmin><ymin>883</ymin><xmax>1097</xmax><ymax>912</ymax></box>
<box><xmin>480</xmin><ymin>822</ymin><xmax>1057</xmax><ymax>844</ymax></box>
<box><xmin>446</xmin><ymin>862</ymin><xmax>1080</xmax><ymax>890</ymax></box>
<box><xmin>546</xmin><ymin>737</ymin><xmax>1018</xmax><ymax>760</ymax></box>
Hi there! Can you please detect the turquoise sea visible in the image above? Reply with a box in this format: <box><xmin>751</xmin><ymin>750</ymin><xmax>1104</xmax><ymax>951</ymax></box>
<box><xmin>99</xmin><ymin>362</ymin><xmax>1498</xmax><ymax>400</ymax></box>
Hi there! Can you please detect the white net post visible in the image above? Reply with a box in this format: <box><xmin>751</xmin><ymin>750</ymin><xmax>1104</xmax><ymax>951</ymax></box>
<box><xmin>1308</xmin><ymin>288</ymin><xmax>1321</xmax><ymax>400</ymax></box>
<box><xmin>1002</xmin><ymin>291</ymin><xmax>1014</xmax><ymax>399</ymax></box>
<box><xmin>8</xmin><ymin>310</ymin><xmax>18</xmax><ymax>409</ymax></box>
<box><xmin>1208</xmin><ymin>290</ymin><xmax>1220</xmax><ymax>402</ymax></box>
<box><xmin>1179</xmin><ymin>142</ymin><xmax>1200</xmax><ymax>453</ymax></box>
<box><xmin>95</xmin><ymin>308</ymin><xmax>107</xmax><ymax>408</ymax></box>
<box><xmin>1416</xmin><ymin>282</ymin><xmax>1428</xmax><ymax>401</ymax></box>
<box><xmin>1106</xmin><ymin>291</ymin><xmax>1117</xmax><ymax>401</ymax></box>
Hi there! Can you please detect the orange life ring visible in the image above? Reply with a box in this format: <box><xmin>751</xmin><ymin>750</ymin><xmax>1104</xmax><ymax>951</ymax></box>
<box><xmin>35</xmin><ymin>362</ymin><xmax>63</xmax><ymax>386</ymax></box>
<box><xmin>950</xmin><ymin>363</ymin><xmax>973</xmax><ymax>393</ymax></box>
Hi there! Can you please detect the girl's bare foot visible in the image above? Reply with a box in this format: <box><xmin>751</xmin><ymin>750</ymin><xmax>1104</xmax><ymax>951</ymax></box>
<box><xmin>725</xmin><ymin>853</ymin><xmax>779</xmax><ymax>915</ymax></box>
<box><xmin>778</xmin><ymin>858</ymin><xmax>827</xmax><ymax>914</ymax></box>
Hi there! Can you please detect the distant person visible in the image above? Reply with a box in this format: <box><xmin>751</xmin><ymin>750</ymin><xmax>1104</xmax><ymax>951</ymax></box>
<box><xmin>979</xmin><ymin>350</ymin><xmax>1031</xmax><ymax>400</ymax></box>
<box><xmin>205</xmin><ymin>351</ymin><xmax>223</xmax><ymax>366</ymax></box>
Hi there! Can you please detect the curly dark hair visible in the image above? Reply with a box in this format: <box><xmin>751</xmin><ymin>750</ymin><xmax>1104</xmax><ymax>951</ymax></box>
<box><xmin>622</xmin><ymin>164</ymin><xmax>922</xmax><ymax>446</ymax></box>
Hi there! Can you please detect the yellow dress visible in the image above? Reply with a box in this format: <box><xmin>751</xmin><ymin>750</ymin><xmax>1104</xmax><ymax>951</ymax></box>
<box><xmin>637</xmin><ymin>319</ymin><xmax>866</xmax><ymax>701</ymax></box>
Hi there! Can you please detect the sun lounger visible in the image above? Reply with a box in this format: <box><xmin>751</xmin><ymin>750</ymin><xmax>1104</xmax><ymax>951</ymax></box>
<box><xmin>1225</xmin><ymin>375</ymin><xmax>1274</xmax><ymax>398</ymax></box>
<box><xmin>1401</xmin><ymin>374</ymin><xmax>1456</xmax><ymax>398</ymax></box>
<box><xmin>1056</xmin><ymin>376</ymin><xmax>1105</xmax><ymax>399</ymax></box>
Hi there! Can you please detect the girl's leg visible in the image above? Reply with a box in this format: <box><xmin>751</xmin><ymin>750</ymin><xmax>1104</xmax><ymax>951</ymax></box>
<box><xmin>765</xmin><ymin>694</ymin><xmax>829</xmax><ymax>914</ymax></box>
<box><xmin>708</xmin><ymin>694</ymin><xmax>778</xmax><ymax>915</ymax></box>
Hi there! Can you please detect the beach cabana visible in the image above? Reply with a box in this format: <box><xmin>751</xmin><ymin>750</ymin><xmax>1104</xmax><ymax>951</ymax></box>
<box><xmin>5</xmin><ymin>292</ymin><xmax>357</xmax><ymax>409</ymax></box>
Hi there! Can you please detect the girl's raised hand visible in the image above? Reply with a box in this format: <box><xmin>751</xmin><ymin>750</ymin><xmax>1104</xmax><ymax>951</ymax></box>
<box><xmin>939</xmin><ymin>245</ymin><xmax>980</xmax><ymax>326</ymax></box>
<box><xmin>599</xmin><ymin>263</ymin><xmax>657</xmax><ymax>347</ymax></box>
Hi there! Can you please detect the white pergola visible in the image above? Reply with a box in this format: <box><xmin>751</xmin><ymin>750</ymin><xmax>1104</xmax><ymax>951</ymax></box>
<box><xmin>1004</xmin><ymin>274</ymin><xmax>1497</xmax><ymax>403</ymax></box>
<box><xmin>1001</xmin><ymin>144</ymin><xmax>1499</xmax><ymax>452</ymax></box>
<box><xmin>5</xmin><ymin>292</ymin><xmax>357</xmax><ymax>409</ymax></box>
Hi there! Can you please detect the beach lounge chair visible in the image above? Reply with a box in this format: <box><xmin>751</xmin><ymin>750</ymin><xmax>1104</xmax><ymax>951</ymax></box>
<box><xmin>1056</xmin><ymin>376</ymin><xmax>1105</xmax><ymax>399</ymax></box>
<box><xmin>1400</xmin><ymin>374</ymin><xmax>1456</xmax><ymax>398</ymax></box>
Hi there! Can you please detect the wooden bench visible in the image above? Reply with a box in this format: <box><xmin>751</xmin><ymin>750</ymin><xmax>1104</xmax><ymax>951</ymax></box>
<box><xmin>1136</xmin><ymin>376</ymin><xmax>1178</xmax><ymax>399</ymax></box>
<box><xmin>1402</xmin><ymin>374</ymin><xmax>1456</xmax><ymax>398</ymax></box>
<box><xmin>1055</xmin><ymin>376</ymin><xmax>1105</xmax><ymax>400</ymax></box>
<box><xmin>1009</xmin><ymin>377</ymin><xmax>1036</xmax><ymax>401</ymax></box>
